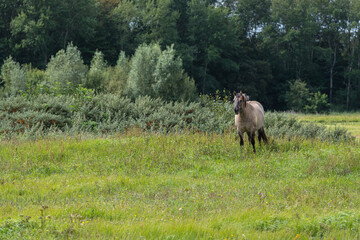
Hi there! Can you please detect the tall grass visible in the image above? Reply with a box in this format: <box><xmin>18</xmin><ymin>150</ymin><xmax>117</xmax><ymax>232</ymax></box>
<box><xmin>1</xmin><ymin>130</ymin><xmax>359</xmax><ymax>239</ymax></box>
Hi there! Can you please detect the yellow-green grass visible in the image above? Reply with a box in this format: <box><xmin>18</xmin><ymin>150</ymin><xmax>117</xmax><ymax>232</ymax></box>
<box><xmin>295</xmin><ymin>113</ymin><xmax>360</xmax><ymax>138</ymax></box>
<box><xmin>1</xmin><ymin>130</ymin><xmax>360</xmax><ymax>239</ymax></box>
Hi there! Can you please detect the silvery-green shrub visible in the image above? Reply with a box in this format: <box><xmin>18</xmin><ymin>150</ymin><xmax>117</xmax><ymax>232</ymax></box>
<box><xmin>0</xmin><ymin>56</ymin><xmax>26</xmax><ymax>97</ymax></box>
<box><xmin>45</xmin><ymin>43</ymin><xmax>87</xmax><ymax>92</ymax></box>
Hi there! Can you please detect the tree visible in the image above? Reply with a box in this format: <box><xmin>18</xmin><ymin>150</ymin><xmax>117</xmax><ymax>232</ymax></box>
<box><xmin>126</xmin><ymin>43</ymin><xmax>196</xmax><ymax>101</ymax></box>
<box><xmin>103</xmin><ymin>51</ymin><xmax>130</xmax><ymax>95</ymax></box>
<box><xmin>0</xmin><ymin>56</ymin><xmax>27</xmax><ymax>97</ymax></box>
<box><xmin>126</xmin><ymin>43</ymin><xmax>162</xmax><ymax>98</ymax></box>
<box><xmin>142</xmin><ymin>0</ymin><xmax>180</xmax><ymax>47</ymax></box>
<box><xmin>285</xmin><ymin>79</ymin><xmax>310</xmax><ymax>112</ymax></box>
<box><xmin>153</xmin><ymin>45</ymin><xmax>196</xmax><ymax>101</ymax></box>
<box><xmin>111</xmin><ymin>0</ymin><xmax>140</xmax><ymax>54</ymax></box>
<box><xmin>314</xmin><ymin>0</ymin><xmax>349</xmax><ymax>106</ymax></box>
<box><xmin>237</xmin><ymin>0</ymin><xmax>271</xmax><ymax>38</ymax></box>
<box><xmin>0</xmin><ymin>0</ymin><xmax>22</xmax><ymax>65</ymax></box>
<box><xmin>187</xmin><ymin>0</ymin><xmax>240</xmax><ymax>93</ymax></box>
<box><xmin>10</xmin><ymin>0</ymin><xmax>98</xmax><ymax>67</ymax></box>
<box><xmin>45</xmin><ymin>43</ymin><xmax>87</xmax><ymax>92</ymax></box>
<box><xmin>85</xmin><ymin>50</ymin><xmax>108</xmax><ymax>91</ymax></box>
<box><xmin>342</xmin><ymin>0</ymin><xmax>360</xmax><ymax>110</ymax></box>
<box><xmin>304</xmin><ymin>91</ymin><xmax>330</xmax><ymax>114</ymax></box>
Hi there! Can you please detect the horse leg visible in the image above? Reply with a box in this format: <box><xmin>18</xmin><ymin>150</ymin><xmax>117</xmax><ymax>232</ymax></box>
<box><xmin>250</xmin><ymin>132</ymin><xmax>256</xmax><ymax>153</ymax></box>
<box><xmin>238</xmin><ymin>130</ymin><xmax>244</xmax><ymax>147</ymax></box>
<box><xmin>247</xmin><ymin>131</ymin><xmax>256</xmax><ymax>153</ymax></box>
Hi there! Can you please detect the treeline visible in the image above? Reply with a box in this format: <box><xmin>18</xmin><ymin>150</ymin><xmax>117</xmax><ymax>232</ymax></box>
<box><xmin>1</xmin><ymin>0</ymin><xmax>360</xmax><ymax>110</ymax></box>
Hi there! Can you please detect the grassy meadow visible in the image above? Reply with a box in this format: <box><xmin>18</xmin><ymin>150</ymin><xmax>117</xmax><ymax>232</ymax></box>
<box><xmin>1</xmin><ymin>114</ymin><xmax>360</xmax><ymax>239</ymax></box>
<box><xmin>295</xmin><ymin>112</ymin><xmax>360</xmax><ymax>139</ymax></box>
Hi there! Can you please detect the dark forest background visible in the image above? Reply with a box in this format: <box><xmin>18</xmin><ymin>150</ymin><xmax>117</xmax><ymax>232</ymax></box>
<box><xmin>1</xmin><ymin>0</ymin><xmax>360</xmax><ymax>111</ymax></box>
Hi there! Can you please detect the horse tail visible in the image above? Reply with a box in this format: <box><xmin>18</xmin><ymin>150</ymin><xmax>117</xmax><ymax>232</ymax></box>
<box><xmin>259</xmin><ymin>127</ymin><xmax>268</xmax><ymax>144</ymax></box>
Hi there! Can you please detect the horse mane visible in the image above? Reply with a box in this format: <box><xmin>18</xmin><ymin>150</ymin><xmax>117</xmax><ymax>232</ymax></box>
<box><xmin>239</xmin><ymin>91</ymin><xmax>250</xmax><ymax>107</ymax></box>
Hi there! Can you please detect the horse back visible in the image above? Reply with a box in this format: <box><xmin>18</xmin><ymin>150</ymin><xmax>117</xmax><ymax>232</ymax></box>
<box><xmin>247</xmin><ymin>101</ymin><xmax>265</xmax><ymax>129</ymax></box>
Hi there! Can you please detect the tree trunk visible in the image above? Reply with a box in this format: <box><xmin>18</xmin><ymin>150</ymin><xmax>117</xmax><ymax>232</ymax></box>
<box><xmin>346</xmin><ymin>70</ymin><xmax>351</xmax><ymax>111</ymax></box>
<box><xmin>346</xmin><ymin>32</ymin><xmax>355</xmax><ymax>111</ymax></box>
<box><xmin>202</xmin><ymin>59</ymin><xmax>208</xmax><ymax>94</ymax></box>
<box><xmin>329</xmin><ymin>42</ymin><xmax>337</xmax><ymax>106</ymax></box>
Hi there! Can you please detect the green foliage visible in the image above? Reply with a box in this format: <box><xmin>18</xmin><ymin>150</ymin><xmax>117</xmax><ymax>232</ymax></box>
<box><xmin>265</xmin><ymin>112</ymin><xmax>354</xmax><ymax>142</ymax></box>
<box><xmin>126</xmin><ymin>43</ymin><xmax>197</xmax><ymax>101</ymax></box>
<box><xmin>285</xmin><ymin>80</ymin><xmax>330</xmax><ymax>113</ymax></box>
<box><xmin>126</xmin><ymin>43</ymin><xmax>162</xmax><ymax>98</ymax></box>
<box><xmin>153</xmin><ymin>45</ymin><xmax>197</xmax><ymax>101</ymax></box>
<box><xmin>284</xmin><ymin>79</ymin><xmax>310</xmax><ymax>112</ymax></box>
<box><xmin>45</xmin><ymin>43</ymin><xmax>88</xmax><ymax>91</ymax></box>
<box><xmin>142</xmin><ymin>0</ymin><xmax>180</xmax><ymax>47</ymax></box>
<box><xmin>9</xmin><ymin>0</ymin><xmax>99</xmax><ymax>67</ymax></box>
<box><xmin>304</xmin><ymin>91</ymin><xmax>330</xmax><ymax>114</ymax></box>
<box><xmin>102</xmin><ymin>51</ymin><xmax>130</xmax><ymax>95</ymax></box>
<box><xmin>0</xmin><ymin>92</ymin><xmax>354</xmax><ymax>143</ymax></box>
<box><xmin>0</xmin><ymin>56</ymin><xmax>26</xmax><ymax>97</ymax></box>
<box><xmin>3</xmin><ymin>0</ymin><xmax>360</xmax><ymax>110</ymax></box>
<box><xmin>24</xmin><ymin>65</ymin><xmax>45</xmax><ymax>96</ymax></box>
<box><xmin>85</xmin><ymin>50</ymin><xmax>107</xmax><ymax>91</ymax></box>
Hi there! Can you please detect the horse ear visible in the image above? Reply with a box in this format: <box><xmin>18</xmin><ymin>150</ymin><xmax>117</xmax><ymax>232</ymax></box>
<box><xmin>233</xmin><ymin>91</ymin><xmax>237</xmax><ymax>96</ymax></box>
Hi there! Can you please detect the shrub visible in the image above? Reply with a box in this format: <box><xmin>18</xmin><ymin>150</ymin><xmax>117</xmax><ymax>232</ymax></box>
<box><xmin>24</xmin><ymin>65</ymin><xmax>46</xmax><ymax>96</ymax></box>
<box><xmin>0</xmin><ymin>56</ymin><xmax>27</xmax><ymax>97</ymax></box>
<box><xmin>0</xmin><ymin>94</ymin><xmax>354</xmax><ymax>142</ymax></box>
<box><xmin>45</xmin><ymin>43</ymin><xmax>88</xmax><ymax>92</ymax></box>
<box><xmin>125</xmin><ymin>43</ymin><xmax>197</xmax><ymax>101</ymax></box>
<box><xmin>126</xmin><ymin>43</ymin><xmax>162</xmax><ymax>98</ymax></box>
<box><xmin>152</xmin><ymin>45</ymin><xmax>197</xmax><ymax>101</ymax></box>
<box><xmin>102</xmin><ymin>52</ymin><xmax>130</xmax><ymax>95</ymax></box>
<box><xmin>264</xmin><ymin>112</ymin><xmax>353</xmax><ymax>142</ymax></box>
<box><xmin>284</xmin><ymin>79</ymin><xmax>310</xmax><ymax>112</ymax></box>
<box><xmin>304</xmin><ymin>91</ymin><xmax>330</xmax><ymax>114</ymax></box>
<box><xmin>85</xmin><ymin>50</ymin><xmax>108</xmax><ymax>91</ymax></box>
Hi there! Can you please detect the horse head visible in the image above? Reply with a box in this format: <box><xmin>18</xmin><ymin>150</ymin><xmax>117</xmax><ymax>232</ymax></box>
<box><xmin>233</xmin><ymin>91</ymin><xmax>248</xmax><ymax>114</ymax></box>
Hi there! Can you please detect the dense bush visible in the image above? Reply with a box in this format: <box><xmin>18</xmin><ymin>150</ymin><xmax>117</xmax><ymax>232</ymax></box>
<box><xmin>0</xmin><ymin>56</ymin><xmax>27</xmax><ymax>97</ymax></box>
<box><xmin>0</xmin><ymin>94</ymin><xmax>231</xmax><ymax>137</ymax></box>
<box><xmin>102</xmin><ymin>52</ymin><xmax>130</xmax><ymax>95</ymax></box>
<box><xmin>285</xmin><ymin>79</ymin><xmax>330</xmax><ymax>114</ymax></box>
<box><xmin>126</xmin><ymin>43</ymin><xmax>197</xmax><ymax>101</ymax></box>
<box><xmin>45</xmin><ymin>43</ymin><xmax>88</xmax><ymax>90</ymax></box>
<box><xmin>0</xmin><ymin>93</ymin><xmax>353</xmax><ymax>142</ymax></box>
<box><xmin>265</xmin><ymin>112</ymin><xmax>353</xmax><ymax>142</ymax></box>
<box><xmin>85</xmin><ymin>50</ymin><xmax>107</xmax><ymax>91</ymax></box>
<box><xmin>304</xmin><ymin>91</ymin><xmax>330</xmax><ymax>114</ymax></box>
<box><xmin>285</xmin><ymin>79</ymin><xmax>310</xmax><ymax>112</ymax></box>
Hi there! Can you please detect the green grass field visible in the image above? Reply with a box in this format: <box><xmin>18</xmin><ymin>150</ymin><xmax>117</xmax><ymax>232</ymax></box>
<box><xmin>295</xmin><ymin>112</ymin><xmax>360</xmax><ymax>139</ymax></box>
<box><xmin>1</xmin><ymin>114</ymin><xmax>360</xmax><ymax>239</ymax></box>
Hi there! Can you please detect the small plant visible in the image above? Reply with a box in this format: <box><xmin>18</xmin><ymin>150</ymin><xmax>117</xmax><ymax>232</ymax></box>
<box><xmin>39</xmin><ymin>205</ymin><xmax>49</xmax><ymax>228</ymax></box>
